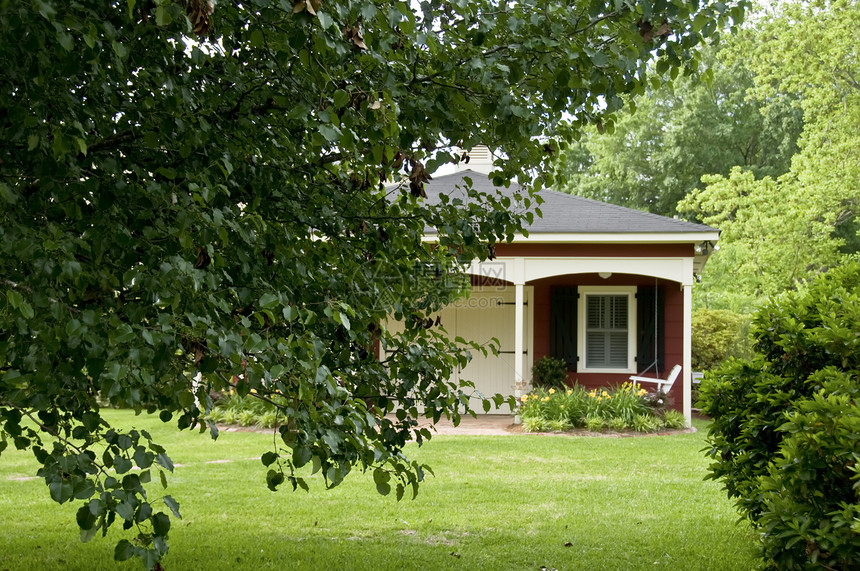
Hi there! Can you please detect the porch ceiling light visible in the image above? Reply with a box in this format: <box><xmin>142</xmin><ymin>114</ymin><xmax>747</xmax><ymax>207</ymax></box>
<box><xmin>598</xmin><ymin>272</ymin><xmax>612</xmax><ymax>279</ymax></box>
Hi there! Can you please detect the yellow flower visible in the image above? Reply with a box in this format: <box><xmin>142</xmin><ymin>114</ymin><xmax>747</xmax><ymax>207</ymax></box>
<box><xmin>566</xmin><ymin>389</ymin><xmax>572</xmax><ymax>395</ymax></box>
<box><xmin>541</xmin><ymin>396</ymin><xmax>550</xmax><ymax>402</ymax></box>
<box><xmin>548</xmin><ymin>388</ymin><xmax>556</xmax><ymax>394</ymax></box>
<box><xmin>521</xmin><ymin>395</ymin><xmax>529</xmax><ymax>402</ymax></box>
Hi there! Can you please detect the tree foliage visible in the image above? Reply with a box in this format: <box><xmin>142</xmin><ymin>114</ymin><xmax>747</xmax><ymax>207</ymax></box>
<box><xmin>699</xmin><ymin>262</ymin><xmax>860</xmax><ymax>568</ymax></box>
<box><xmin>1</xmin><ymin>0</ymin><xmax>743</xmax><ymax>566</ymax></box>
<box><xmin>679</xmin><ymin>0</ymin><xmax>860</xmax><ymax>311</ymax></box>
<box><xmin>552</xmin><ymin>42</ymin><xmax>801</xmax><ymax>216</ymax></box>
<box><xmin>691</xmin><ymin>308</ymin><xmax>750</xmax><ymax>371</ymax></box>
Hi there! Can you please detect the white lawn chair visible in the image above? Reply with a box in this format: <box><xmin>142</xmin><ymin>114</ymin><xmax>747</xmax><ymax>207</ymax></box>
<box><xmin>629</xmin><ymin>364</ymin><xmax>681</xmax><ymax>394</ymax></box>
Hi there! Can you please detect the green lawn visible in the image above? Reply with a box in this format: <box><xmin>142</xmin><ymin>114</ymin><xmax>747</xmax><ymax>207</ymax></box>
<box><xmin>0</xmin><ymin>411</ymin><xmax>756</xmax><ymax>570</ymax></box>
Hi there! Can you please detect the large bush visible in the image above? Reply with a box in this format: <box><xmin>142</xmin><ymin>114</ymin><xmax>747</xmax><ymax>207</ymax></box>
<box><xmin>699</xmin><ymin>262</ymin><xmax>860</xmax><ymax>569</ymax></box>
<box><xmin>530</xmin><ymin>356</ymin><xmax>569</xmax><ymax>390</ymax></box>
<box><xmin>691</xmin><ymin>308</ymin><xmax>751</xmax><ymax>371</ymax></box>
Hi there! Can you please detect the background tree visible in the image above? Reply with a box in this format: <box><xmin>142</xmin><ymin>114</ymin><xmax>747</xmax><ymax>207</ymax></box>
<box><xmin>691</xmin><ymin>308</ymin><xmax>751</xmax><ymax>371</ymax></box>
<box><xmin>552</xmin><ymin>42</ymin><xmax>802</xmax><ymax>217</ymax></box>
<box><xmin>679</xmin><ymin>0</ymin><xmax>860</xmax><ymax>311</ymax></box>
<box><xmin>0</xmin><ymin>0</ymin><xmax>743</xmax><ymax>567</ymax></box>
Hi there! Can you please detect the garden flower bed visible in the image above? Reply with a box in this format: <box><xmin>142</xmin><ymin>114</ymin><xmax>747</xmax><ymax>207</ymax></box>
<box><xmin>207</xmin><ymin>384</ymin><xmax>688</xmax><ymax>435</ymax></box>
<box><xmin>206</xmin><ymin>390</ymin><xmax>286</xmax><ymax>428</ymax></box>
<box><xmin>518</xmin><ymin>383</ymin><xmax>686</xmax><ymax>433</ymax></box>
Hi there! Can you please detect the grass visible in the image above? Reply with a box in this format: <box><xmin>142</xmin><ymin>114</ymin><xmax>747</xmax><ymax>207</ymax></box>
<box><xmin>0</xmin><ymin>411</ymin><xmax>757</xmax><ymax>570</ymax></box>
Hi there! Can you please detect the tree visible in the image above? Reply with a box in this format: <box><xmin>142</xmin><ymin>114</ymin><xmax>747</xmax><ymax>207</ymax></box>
<box><xmin>680</xmin><ymin>168</ymin><xmax>844</xmax><ymax>312</ymax></box>
<box><xmin>691</xmin><ymin>308</ymin><xmax>751</xmax><ymax>371</ymax></box>
<box><xmin>552</xmin><ymin>41</ymin><xmax>802</xmax><ymax>217</ymax></box>
<box><xmin>0</xmin><ymin>0</ymin><xmax>742</xmax><ymax>567</ymax></box>
<box><xmin>679</xmin><ymin>0</ymin><xmax>860</xmax><ymax>311</ymax></box>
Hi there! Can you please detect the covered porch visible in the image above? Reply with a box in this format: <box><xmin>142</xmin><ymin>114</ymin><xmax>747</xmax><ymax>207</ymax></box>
<box><xmin>462</xmin><ymin>248</ymin><xmax>697</xmax><ymax>423</ymax></box>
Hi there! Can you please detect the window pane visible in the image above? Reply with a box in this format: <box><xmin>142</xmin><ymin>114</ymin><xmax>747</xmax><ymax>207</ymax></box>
<box><xmin>586</xmin><ymin>296</ymin><xmax>604</xmax><ymax>328</ymax></box>
<box><xmin>586</xmin><ymin>333</ymin><xmax>605</xmax><ymax>366</ymax></box>
<box><xmin>584</xmin><ymin>294</ymin><xmax>628</xmax><ymax>369</ymax></box>
<box><xmin>610</xmin><ymin>296</ymin><xmax>627</xmax><ymax>329</ymax></box>
<box><xmin>608</xmin><ymin>331</ymin><xmax>628</xmax><ymax>367</ymax></box>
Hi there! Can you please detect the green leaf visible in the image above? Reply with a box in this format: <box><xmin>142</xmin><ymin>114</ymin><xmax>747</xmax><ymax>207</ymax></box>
<box><xmin>18</xmin><ymin>301</ymin><xmax>34</xmax><ymax>319</ymax></box>
<box><xmin>76</xmin><ymin>504</ymin><xmax>96</xmax><ymax>531</ymax></box>
<box><xmin>266</xmin><ymin>469</ymin><xmax>285</xmax><ymax>491</ymax></box>
<box><xmin>155</xmin><ymin>4</ymin><xmax>171</xmax><ymax>26</ymax></box>
<box><xmin>163</xmin><ymin>495</ymin><xmax>182</xmax><ymax>519</ymax></box>
<box><xmin>292</xmin><ymin>446</ymin><xmax>312</xmax><ymax>468</ymax></box>
<box><xmin>318</xmin><ymin>124</ymin><xmax>340</xmax><ymax>142</ymax></box>
<box><xmin>261</xmin><ymin>451</ymin><xmax>279</xmax><ymax>466</ymax></box>
<box><xmin>0</xmin><ymin>183</ymin><xmax>17</xmax><ymax>205</ymax></box>
<box><xmin>56</xmin><ymin>31</ymin><xmax>74</xmax><ymax>52</ymax></box>
<box><xmin>373</xmin><ymin>468</ymin><xmax>391</xmax><ymax>496</ymax></box>
<box><xmin>152</xmin><ymin>512</ymin><xmax>170</xmax><ymax>536</ymax></box>
<box><xmin>48</xmin><ymin>480</ymin><xmax>74</xmax><ymax>504</ymax></box>
<box><xmin>259</xmin><ymin>293</ymin><xmax>278</xmax><ymax>309</ymax></box>
<box><xmin>114</xmin><ymin>539</ymin><xmax>135</xmax><ymax>561</ymax></box>
<box><xmin>74</xmin><ymin>479</ymin><xmax>96</xmax><ymax>499</ymax></box>
<box><xmin>332</xmin><ymin>89</ymin><xmax>349</xmax><ymax>109</ymax></box>
<box><xmin>317</xmin><ymin>11</ymin><xmax>333</xmax><ymax>30</ymax></box>
<box><xmin>155</xmin><ymin>452</ymin><xmax>174</xmax><ymax>472</ymax></box>
<box><xmin>116</xmin><ymin>500</ymin><xmax>135</xmax><ymax>522</ymax></box>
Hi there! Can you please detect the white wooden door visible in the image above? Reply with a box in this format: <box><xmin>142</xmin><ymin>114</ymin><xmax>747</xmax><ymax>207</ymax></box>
<box><xmin>385</xmin><ymin>288</ymin><xmax>531</xmax><ymax>414</ymax></box>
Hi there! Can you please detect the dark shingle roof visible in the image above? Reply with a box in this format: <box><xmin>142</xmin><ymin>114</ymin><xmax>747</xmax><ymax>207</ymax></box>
<box><xmin>423</xmin><ymin>170</ymin><xmax>716</xmax><ymax>235</ymax></box>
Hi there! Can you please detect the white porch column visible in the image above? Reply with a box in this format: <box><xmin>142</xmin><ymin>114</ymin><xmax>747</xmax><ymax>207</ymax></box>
<box><xmin>682</xmin><ymin>282</ymin><xmax>693</xmax><ymax>426</ymax></box>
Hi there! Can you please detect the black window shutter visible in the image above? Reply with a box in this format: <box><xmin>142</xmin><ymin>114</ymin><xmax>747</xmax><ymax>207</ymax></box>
<box><xmin>550</xmin><ymin>287</ymin><xmax>578</xmax><ymax>370</ymax></box>
<box><xmin>636</xmin><ymin>285</ymin><xmax>665</xmax><ymax>374</ymax></box>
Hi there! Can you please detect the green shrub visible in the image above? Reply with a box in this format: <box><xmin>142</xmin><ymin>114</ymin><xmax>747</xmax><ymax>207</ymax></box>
<box><xmin>632</xmin><ymin>414</ymin><xmax>661</xmax><ymax>433</ymax></box>
<box><xmin>522</xmin><ymin>416</ymin><xmax>550</xmax><ymax>433</ymax></box>
<box><xmin>531</xmin><ymin>356</ymin><xmax>569</xmax><ymax>390</ymax></box>
<box><xmin>691</xmin><ymin>308</ymin><xmax>752</xmax><ymax>371</ymax></box>
<box><xmin>606</xmin><ymin>416</ymin><xmax>628</xmax><ymax>431</ymax></box>
<box><xmin>547</xmin><ymin>418</ymin><xmax>573</xmax><ymax>432</ymax></box>
<box><xmin>661</xmin><ymin>410</ymin><xmax>686</xmax><ymax>429</ymax></box>
<box><xmin>584</xmin><ymin>415</ymin><xmax>605</xmax><ymax>432</ymax></box>
<box><xmin>756</xmin><ymin>375</ymin><xmax>860</xmax><ymax>569</ymax></box>
<box><xmin>699</xmin><ymin>261</ymin><xmax>860</xmax><ymax>569</ymax></box>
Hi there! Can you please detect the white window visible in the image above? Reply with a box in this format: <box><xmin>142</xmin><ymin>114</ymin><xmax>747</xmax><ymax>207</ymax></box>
<box><xmin>577</xmin><ymin>286</ymin><xmax>636</xmax><ymax>373</ymax></box>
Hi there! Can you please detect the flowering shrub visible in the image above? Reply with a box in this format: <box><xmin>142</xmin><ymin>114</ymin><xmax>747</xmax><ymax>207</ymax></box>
<box><xmin>519</xmin><ymin>383</ymin><xmax>680</xmax><ymax>433</ymax></box>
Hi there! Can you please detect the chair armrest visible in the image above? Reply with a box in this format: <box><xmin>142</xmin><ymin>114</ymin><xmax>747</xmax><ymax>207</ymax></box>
<box><xmin>629</xmin><ymin>375</ymin><xmax>661</xmax><ymax>384</ymax></box>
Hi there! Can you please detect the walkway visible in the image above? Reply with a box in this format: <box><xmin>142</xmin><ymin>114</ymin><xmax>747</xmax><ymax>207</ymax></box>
<box><xmin>414</xmin><ymin>414</ymin><xmax>516</xmax><ymax>435</ymax></box>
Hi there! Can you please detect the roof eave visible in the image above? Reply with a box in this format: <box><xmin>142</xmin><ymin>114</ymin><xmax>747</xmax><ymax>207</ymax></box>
<box><xmin>422</xmin><ymin>230</ymin><xmax>720</xmax><ymax>244</ymax></box>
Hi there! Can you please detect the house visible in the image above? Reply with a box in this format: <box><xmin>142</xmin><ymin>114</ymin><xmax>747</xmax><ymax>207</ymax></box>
<box><xmin>392</xmin><ymin>148</ymin><xmax>718</xmax><ymax>424</ymax></box>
